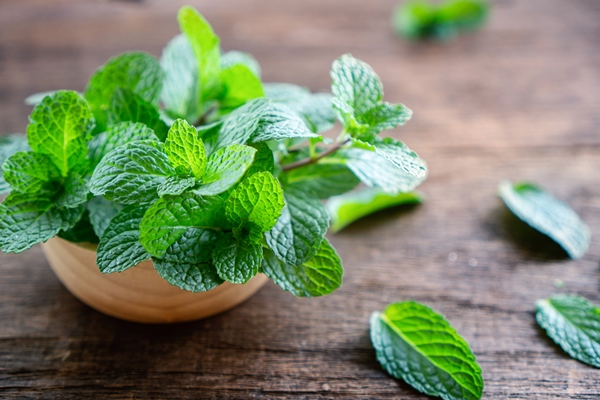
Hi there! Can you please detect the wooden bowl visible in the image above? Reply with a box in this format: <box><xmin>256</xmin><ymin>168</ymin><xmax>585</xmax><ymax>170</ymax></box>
<box><xmin>41</xmin><ymin>237</ymin><xmax>268</xmax><ymax>323</ymax></box>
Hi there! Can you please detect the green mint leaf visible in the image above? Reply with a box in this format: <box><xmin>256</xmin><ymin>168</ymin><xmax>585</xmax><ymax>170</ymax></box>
<box><xmin>160</xmin><ymin>34</ymin><xmax>200</xmax><ymax>122</ymax></box>
<box><xmin>536</xmin><ymin>295</ymin><xmax>600</xmax><ymax>368</ymax></box>
<box><xmin>216</xmin><ymin>98</ymin><xmax>269</xmax><ymax>149</ymax></box>
<box><xmin>212</xmin><ymin>233</ymin><xmax>262</xmax><ymax>284</ymax></box>
<box><xmin>139</xmin><ymin>192</ymin><xmax>225</xmax><ymax>258</ymax></box>
<box><xmin>265</xmin><ymin>185</ymin><xmax>329</xmax><ymax>266</ymax></box>
<box><xmin>262</xmin><ymin>237</ymin><xmax>343</xmax><ymax>297</ymax></box>
<box><xmin>86</xmin><ymin>196</ymin><xmax>122</xmax><ymax>239</ymax></box>
<box><xmin>88</xmin><ymin>121</ymin><xmax>158</xmax><ymax>169</ymax></box>
<box><xmin>499</xmin><ymin>181</ymin><xmax>590</xmax><ymax>259</ymax></box>
<box><xmin>221</xmin><ymin>51</ymin><xmax>261</xmax><ymax>77</ymax></box>
<box><xmin>84</xmin><ymin>52</ymin><xmax>163</xmax><ymax>132</ymax></box>
<box><xmin>0</xmin><ymin>192</ymin><xmax>83</xmax><ymax>253</ymax></box>
<box><xmin>107</xmin><ymin>87</ymin><xmax>169</xmax><ymax>141</ymax></box>
<box><xmin>157</xmin><ymin>176</ymin><xmax>197</xmax><ymax>197</ymax></box>
<box><xmin>164</xmin><ymin>119</ymin><xmax>207</xmax><ymax>178</ymax></box>
<box><xmin>153</xmin><ymin>258</ymin><xmax>223</xmax><ymax>292</ymax></box>
<box><xmin>219</xmin><ymin>63</ymin><xmax>264</xmax><ymax>111</ymax></box>
<box><xmin>196</xmin><ymin>121</ymin><xmax>223</xmax><ymax>155</ymax></box>
<box><xmin>327</xmin><ymin>188</ymin><xmax>423</xmax><ymax>232</ymax></box>
<box><xmin>27</xmin><ymin>91</ymin><xmax>94</xmax><ymax>177</ymax></box>
<box><xmin>57</xmin><ymin>208</ymin><xmax>99</xmax><ymax>244</ymax></box>
<box><xmin>225</xmin><ymin>171</ymin><xmax>285</xmax><ymax>233</ymax></box>
<box><xmin>90</xmin><ymin>140</ymin><xmax>175</xmax><ymax>205</ymax></box>
<box><xmin>360</xmin><ymin>102</ymin><xmax>413</xmax><ymax>139</ymax></box>
<box><xmin>245</xmin><ymin>142</ymin><xmax>275</xmax><ymax>177</ymax></box>
<box><xmin>0</xmin><ymin>134</ymin><xmax>30</xmax><ymax>195</ymax></box>
<box><xmin>2</xmin><ymin>151</ymin><xmax>60</xmax><ymax>194</ymax></box>
<box><xmin>55</xmin><ymin>174</ymin><xmax>89</xmax><ymax>209</ymax></box>
<box><xmin>96</xmin><ymin>205</ymin><xmax>150</xmax><ymax>273</ymax></box>
<box><xmin>24</xmin><ymin>91</ymin><xmax>63</xmax><ymax>106</ymax></box>
<box><xmin>371</xmin><ymin>301</ymin><xmax>484</xmax><ymax>400</ymax></box>
<box><xmin>250</xmin><ymin>102</ymin><xmax>318</xmax><ymax>143</ymax></box>
<box><xmin>159</xmin><ymin>227</ymin><xmax>220</xmax><ymax>264</ymax></box>
<box><xmin>284</xmin><ymin>163</ymin><xmax>360</xmax><ymax>199</ymax></box>
<box><xmin>373</xmin><ymin>137</ymin><xmax>427</xmax><ymax>180</ymax></box>
<box><xmin>194</xmin><ymin>144</ymin><xmax>256</xmax><ymax>196</ymax></box>
<box><xmin>178</xmin><ymin>6</ymin><xmax>221</xmax><ymax>109</ymax></box>
<box><xmin>263</xmin><ymin>83</ymin><xmax>310</xmax><ymax>100</ymax></box>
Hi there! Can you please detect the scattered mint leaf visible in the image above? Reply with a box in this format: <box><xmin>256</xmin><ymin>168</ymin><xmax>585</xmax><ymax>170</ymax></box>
<box><xmin>90</xmin><ymin>140</ymin><xmax>175</xmax><ymax>205</ymax></box>
<box><xmin>194</xmin><ymin>144</ymin><xmax>256</xmax><ymax>196</ymax></box>
<box><xmin>153</xmin><ymin>258</ymin><xmax>223</xmax><ymax>292</ymax></box>
<box><xmin>164</xmin><ymin>119</ymin><xmax>207</xmax><ymax>178</ymax></box>
<box><xmin>212</xmin><ymin>233</ymin><xmax>262</xmax><ymax>284</ymax></box>
<box><xmin>371</xmin><ymin>301</ymin><xmax>484</xmax><ymax>400</ymax></box>
<box><xmin>27</xmin><ymin>91</ymin><xmax>94</xmax><ymax>177</ymax></box>
<box><xmin>96</xmin><ymin>205</ymin><xmax>150</xmax><ymax>273</ymax></box>
<box><xmin>327</xmin><ymin>188</ymin><xmax>423</xmax><ymax>232</ymax></box>
<box><xmin>86</xmin><ymin>196</ymin><xmax>122</xmax><ymax>239</ymax></box>
<box><xmin>0</xmin><ymin>134</ymin><xmax>30</xmax><ymax>195</ymax></box>
<box><xmin>536</xmin><ymin>295</ymin><xmax>600</xmax><ymax>368</ymax></box>
<box><xmin>88</xmin><ymin>121</ymin><xmax>158</xmax><ymax>169</ymax></box>
<box><xmin>499</xmin><ymin>181</ymin><xmax>590</xmax><ymax>259</ymax></box>
<box><xmin>284</xmin><ymin>163</ymin><xmax>360</xmax><ymax>199</ymax></box>
<box><xmin>219</xmin><ymin>63</ymin><xmax>264</xmax><ymax>111</ymax></box>
<box><xmin>2</xmin><ymin>151</ymin><xmax>60</xmax><ymax>194</ymax></box>
<box><xmin>221</xmin><ymin>50</ymin><xmax>261</xmax><ymax>77</ymax></box>
<box><xmin>84</xmin><ymin>52</ymin><xmax>163</xmax><ymax>132</ymax></box>
<box><xmin>157</xmin><ymin>176</ymin><xmax>197</xmax><ymax>197</ymax></box>
<box><xmin>107</xmin><ymin>87</ymin><xmax>169</xmax><ymax>141</ymax></box>
<box><xmin>225</xmin><ymin>171</ymin><xmax>285</xmax><ymax>233</ymax></box>
<box><xmin>265</xmin><ymin>185</ymin><xmax>329</xmax><ymax>266</ymax></box>
<box><xmin>139</xmin><ymin>192</ymin><xmax>225</xmax><ymax>258</ymax></box>
<box><xmin>262</xmin><ymin>238</ymin><xmax>342</xmax><ymax>297</ymax></box>
<box><xmin>55</xmin><ymin>174</ymin><xmax>89</xmax><ymax>209</ymax></box>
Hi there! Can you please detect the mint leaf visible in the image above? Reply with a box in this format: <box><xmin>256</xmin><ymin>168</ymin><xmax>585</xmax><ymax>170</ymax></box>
<box><xmin>536</xmin><ymin>295</ymin><xmax>600</xmax><ymax>368</ymax></box>
<box><xmin>160</xmin><ymin>34</ymin><xmax>200</xmax><ymax>122</ymax></box>
<box><xmin>164</xmin><ymin>119</ymin><xmax>206</xmax><ymax>178</ymax></box>
<box><xmin>153</xmin><ymin>259</ymin><xmax>223</xmax><ymax>292</ymax></box>
<box><xmin>88</xmin><ymin>121</ymin><xmax>158</xmax><ymax>169</ymax></box>
<box><xmin>327</xmin><ymin>188</ymin><xmax>423</xmax><ymax>232</ymax></box>
<box><xmin>262</xmin><ymin>238</ymin><xmax>342</xmax><ymax>297</ymax></box>
<box><xmin>196</xmin><ymin>121</ymin><xmax>223</xmax><ymax>155</ymax></box>
<box><xmin>86</xmin><ymin>196</ymin><xmax>122</xmax><ymax>238</ymax></box>
<box><xmin>361</xmin><ymin>102</ymin><xmax>413</xmax><ymax>138</ymax></box>
<box><xmin>225</xmin><ymin>171</ymin><xmax>285</xmax><ymax>233</ymax></box>
<box><xmin>221</xmin><ymin>51</ymin><xmax>261</xmax><ymax>77</ymax></box>
<box><xmin>90</xmin><ymin>140</ymin><xmax>175</xmax><ymax>205</ymax></box>
<box><xmin>194</xmin><ymin>144</ymin><xmax>256</xmax><ymax>196</ymax></box>
<box><xmin>216</xmin><ymin>98</ymin><xmax>269</xmax><ymax>149</ymax></box>
<box><xmin>107</xmin><ymin>88</ymin><xmax>169</xmax><ymax>141</ymax></box>
<box><xmin>371</xmin><ymin>301</ymin><xmax>484</xmax><ymax>400</ymax></box>
<box><xmin>57</xmin><ymin>209</ymin><xmax>98</xmax><ymax>244</ymax></box>
<box><xmin>84</xmin><ymin>52</ymin><xmax>163</xmax><ymax>132</ymax></box>
<box><xmin>265</xmin><ymin>185</ymin><xmax>329</xmax><ymax>266</ymax></box>
<box><xmin>219</xmin><ymin>63</ymin><xmax>264</xmax><ymax>111</ymax></box>
<box><xmin>0</xmin><ymin>192</ymin><xmax>83</xmax><ymax>253</ymax></box>
<box><xmin>157</xmin><ymin>176</ymin><xmax>196</xmax><ymax>197</ymax></box>
<box><xmin>212</xmin><ymin>233</ymin><xmax>262</xmax><ymax>284</ymax></box>
<box><xmin>2</xmin><ymin>151</ymin><xmax>60</xmax><ymax>194</ymax></box>
<box><xmin>55</xmin><ymin>174</ymin><xmax>88</xmax><ymax>209</ymax></box>
<box><xmin>27</xmin><ymin>91</ymin><xmax>94</xmax><ymax>177</ymax></box>
<box><xmin>159</xmin><ymin>227</ymin><xmax>220</xmax><ymax>264</ymax></box>
<box><xmin>245</xmin><ymin>142</ymin><xmax>274</xmax><ymax>177</ymax></box>
<box><xmin>284</xmin><ymin>163</ymin><xmax>360</xmax><ymax>199</ymax></box>
<box><xmin>250</xmin><ymin>102</ymin><xmax>318</xmax><ymax>143</ymax></box>
<box><xmin>499</xmin><ymin>181</ymin><xmax>591</xmax><ymax>259</ymax></box>
<box><xmin>139</xmin><ymin>192</ymin><xmax>225</xmax><ymax>258</ymax></box>
<box><xmin>178</xmin><ymin>6</ymin><xmax>221</xmax><ymax>109</ymax></box>
<box><xmin>96</xmin><ymin>205</ymin><xmax>150</xmax><ymax>273</ymax></box>
<box><xmin>25</xmin><ymin>91</ymin><xmax>62</xmax><ymax>106</ymax></box>
<box><xmin>0</xmin><ymin>134</ymin><xmax>30</xmax><ymax>194</ymax></box>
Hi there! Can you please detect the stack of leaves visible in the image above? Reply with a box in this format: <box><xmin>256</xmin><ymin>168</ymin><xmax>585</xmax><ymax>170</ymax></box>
<box><xmin>0</xmin><ymin>6</ymin><xmax>427</xmax><ymax>298</ymax></box>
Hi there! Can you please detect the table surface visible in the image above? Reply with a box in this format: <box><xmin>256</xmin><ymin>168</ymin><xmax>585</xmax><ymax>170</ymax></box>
<box><xmin>1</xmin><ymin>0</ymin><xmax>599</xmax><ymax>398</ymax></box>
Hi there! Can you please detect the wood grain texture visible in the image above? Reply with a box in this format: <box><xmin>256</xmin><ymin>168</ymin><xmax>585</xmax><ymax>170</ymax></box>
<box><xmin>1</xmin><ymin>0</ymin><xmax>599</xmax><ymax>398</ymax></box>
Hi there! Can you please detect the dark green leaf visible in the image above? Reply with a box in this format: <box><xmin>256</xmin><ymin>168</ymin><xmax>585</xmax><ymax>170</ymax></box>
<box><xmin>194</xmin><ymin>144</ymin><xmax>256</xmax><ymax>196</ymax></box>
<box><xmin>212</xmin><ymin>233</ymin><xmax>262</xmax><ymax>284</ymax></box>
<box><xmin>153</xmin><ymin>258</ymin><xmax>223</xmax><ymax>292</ymax></box>
<box><xmin>284</xmin><ymin>163</ymin><xmax>360</xmax><ymax>199</ymax></box>
<box><xmin>86</xmin><ymin>196</ymin><xmax>122</xmax><ymax>239</ymax></box>
<box><xmin>157</xmin><ymin>176</ymin><xmax>197</xmax><ymax>197</ymax></box>
<box><xmin>2</xmin><ymin>151</ymin><xmax>60</xmax><ymax>194</ymax></box>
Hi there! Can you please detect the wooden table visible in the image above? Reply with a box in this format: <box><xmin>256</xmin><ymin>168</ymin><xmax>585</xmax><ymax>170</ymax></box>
<box><xmin>1</xmin><ymin>0</ymin><xmax>599</xmax><ymax>398</ymax></box>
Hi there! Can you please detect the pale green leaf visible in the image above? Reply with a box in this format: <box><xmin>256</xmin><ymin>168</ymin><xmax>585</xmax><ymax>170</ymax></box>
<box><xmin>2</xmin><ymin>151</ymin><xmax>60</xmax><ymax>194</ymax></box>
<box><xmin>221</xmin><ymin>50</ymin><xmax>261</xmax><ymax>77</ymax></box>
<box><xmin>164</xmin><ymin>119</ymin><xmax>207</xmax><ymax>178</ymax></box>
<box><xmin>0</xmin><ymin>134</ymin><xmax>30</xmax><ymax>194</ymax></box>
<box><xmin>153</xmin><ymin>258</ymin><xmax>223</xmax><ymax>292</ymax></box>
<box><xmin>107</xmin><ymin>88</ymin><xmax>169</xmax><ymax>141</ymax></box>
<box><xmin>157</xmin><ymin>176</ymin><xmax>197</xmax><ymax>197</ymax></box>
<box><xmin>212</xmin><ymin>233</ymin><xmax>262</xmax><ymax>284</ymax></box>
<box><xmin>216</xmin><ymin>98</ymin><xmax>269</xmax><ymax>149</ymax></box>
<box><xmin>250</xmin><ymin>102</ymin><xmax>318</xmax><ymax>143</ymax></box>
<box><xmin>219</xmin><ymin>63</ymin><xmax>264</xmax><ymax>111</ymax></box>
<box><xmin>245</xmin><ymin>142</ymin><xmax>274</xmax><ymax>177</ymax></box>
<box><xmin>86</xmin><ymin>196</ymin><xmax>122</xmax><ymax>239</ymax></box>
<box><xmin>194</xmin><ymin>144</ymin><xmax>256</xmax><ymax>196</ymax></box>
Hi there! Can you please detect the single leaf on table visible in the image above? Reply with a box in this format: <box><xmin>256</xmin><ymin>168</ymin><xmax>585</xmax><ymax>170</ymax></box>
<box><xmin>212</xmin><ymin>233</ymin><xmax>262</xmax><ymax>284</ymax></box>
<box><xmin>265</xmin><ymin>185</ymin><xmax>329</xmax><ymax>266</ymax></box>
<box><xmin>219</xmin><ymin>63</ymin><xmax>264</xmax><ymax>111</ymax></box>
<box><xmin>2</xmin><ymin>151</ymin><xmax>60</xmax><ymax>194</ymax></box>
<box><xmin>225</xmin><ymin>171</ymin><xmax>285</xmax><ymax>233</ymax></box>
<box><xmin>89</xmin><ymin>140</ymin><xmax>175</xmax><ymax>205</ymax></box>
<box><xmin>84</xmin><ymin>51</ymin><xmax>164</xmax><ymax>132</ymax></box>
<box><xmin>221</xmin><ymin>50</ymin><xmax>261</xmax><ymax>77</ymax></box>
<box><xmin>371</xmin><ymin>301</ymin><xmax>484</xmax><ymax>400</ymax></box>
<box><xmin>262</xmin><ymin>237</ymin><xmax>342</xmax><ymax>297</ymax></box>
<box><xmin>27</xmin><ymin>91</ymin><xmax>94</xmax><ymax>177</ymax></box>
<box><xmin>153</xmin><ymin>258</ymin><xmax>223</xmax><ymax>292</ymax></box>
<box><xmin>193</xmin><ymin>144</ymin><xmax>256</xmax><ymax>196</ymax></box>
<box><xmin>88</xmin><ymin>121</ymin><xmax>158</xmax><ymax>169</ymax></box>
<box><xmin>284</xmin><ymin>163</ymin><xmax>360</xmax><ymax>199</ymax></box>
<box><xmin>86</xmin><ymin>196</ymin><xmax>122</xmax><ymax>239</ymax></box>
<box><xmin>327</xmin><ymin>188</ymin><xmax>423</xmax><ymax>232</ymax></box>
<box><xmin>0</xmin><ymin>192</ymin><xmax>83</xmax><ymax>253</ymax></box>
<box><xmin>536</xmin><ymin>295</ymin><xmax>600</xmax><ymax>368</ymax></box>
<box><xmin>96</xmin><ymin>205</ymin><xmax>150</xmax><ymax>273</ymax></box>
<box><xmin>157</xmin><ymin>176</ymin><xmax>197</xmax><ymax>197</ymax></box>
<box><xmin>164</xmin><ymin>119</ymin><xmax>207</xmax><ymax>178</ymax></box>
<box><xmin>498</xmin><ymin>181</ymin><xmax>591</xmax><ymax>259</ymax></box>
<box><xmin>0</xmin><ymin>134</ymin><xmax>30</xmax><ymax>194</ymax></box>
<box><xmin>160</xmin><ymin>34</ymin><xmax>200</xmax><ymax>122</ymax></box>
<box><xmin>139</xmin><ymin>192</ymin><xmax>225</xmax><ymax>258</ymax></box>
<box><xmin>55</xmin><ymin>173</ymin><xmax>89</xmax><ymax>209</ymax></box>
<box><xmin>107</xmin><ymin>88</ymin><xmax>169</xmax><ymax>141</ymax></box>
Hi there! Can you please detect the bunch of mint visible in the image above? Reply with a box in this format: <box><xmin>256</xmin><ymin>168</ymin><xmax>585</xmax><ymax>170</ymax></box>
<box><xmin>0</xmin><ymin>6</ymin><xmax>427</xmax><ymax>297</ymax></box>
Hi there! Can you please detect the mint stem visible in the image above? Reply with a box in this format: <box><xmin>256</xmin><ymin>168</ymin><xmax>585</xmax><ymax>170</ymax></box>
<box><xmin>281</xmin><ymin>139</ymin><xmax>350</xmax><ymax>172</ymax></box>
